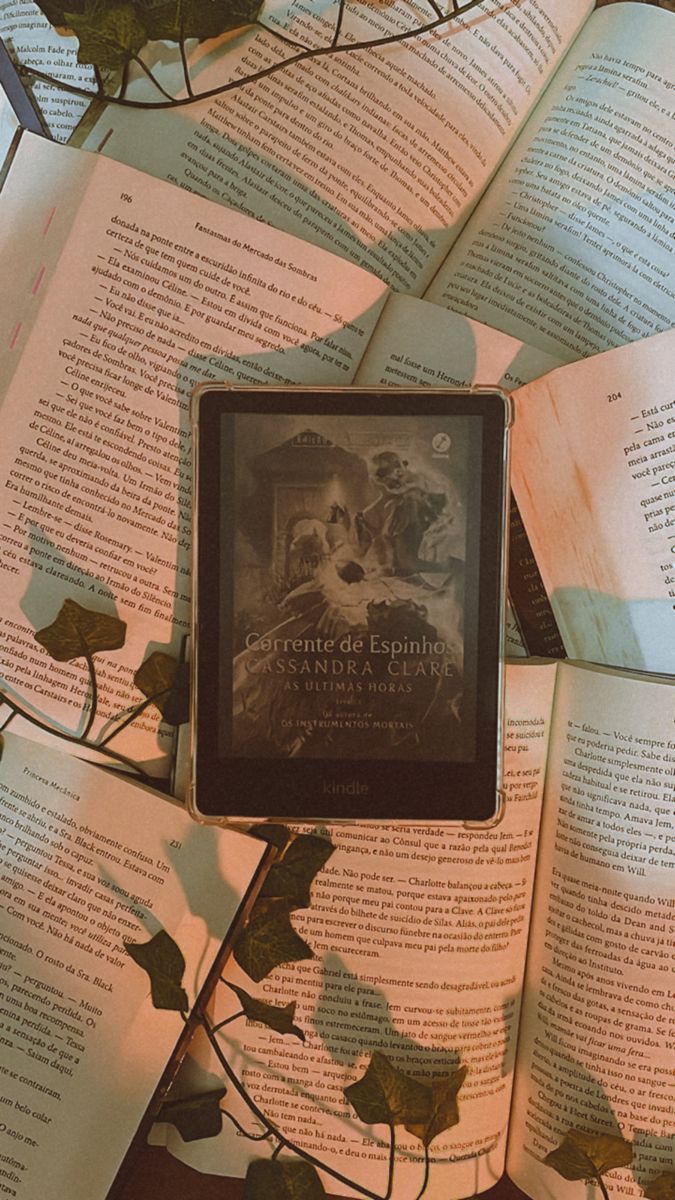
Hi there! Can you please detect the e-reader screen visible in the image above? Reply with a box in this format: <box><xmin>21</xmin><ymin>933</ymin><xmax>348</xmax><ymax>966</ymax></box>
<box><xmin>191</xmin><ymin>388</ymin><xmax>510</xmax><ymax>822</ymax></box>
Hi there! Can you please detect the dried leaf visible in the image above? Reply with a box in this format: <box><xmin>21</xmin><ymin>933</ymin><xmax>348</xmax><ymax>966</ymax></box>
<box><xmin>644</xmin><ymin>1174</ymin><xmax>675</xmax><ymax>1200</ymax></box>
<box><xmin>35</xmin><ymin>0</ymin><xmax>85</xmax><ymax>26</ymax></box>
<box><xmin>124</xmin><ymin>929</ymin><xmax>188</xmax><ymax>1011</ymax></box>
<box><xmin>405</xmin><ymin>1065</ymin><xmax>467</xmax><ymax>1146</ymax></box>
<box><xmin>35</xmin><ymin>598</ymin><xmax>126</xmax><ymax>662</ymax></box>
<box><xmin>134</xmin><ymin>651</ymin><xmax>189</xmax><ymax>724</ymax></box>
<box><xmin>66</xmin><ymin>0</ymin><xmax>148</xmax><ymax>68</ymax></box>
<box><xmin>137</xmin><ymin>0</ymin><xmax>262</xmax><ymax>41</ymax></box>
<box><xmin>250</xmin><ymin>823</ymin><xmax>293</xmax><ymax>852</ymax></box>
<box><xmin>233</xmin><ymin>898</ymin><xmax>314</xmax><ymax>983</ymax></box>
<box><xmin>156</xmin><ymin>1087</ymin><xmax>226</xmax><ymax>1141</ymax></box>
<box><xmin>260</xmin><ymin>833</ymin><xmax>334</xmax><ymax>908</ymax></box>
<box><xmin>244</xmin><ymin>1159</ymin><xmax>327</xmax><ymax>1200</ymax></box>
<box><xmin>344</xmin><ymin>1051</ymin><xmax>431</xmax><ymax>1128</ymax></box>
<box><xmin>226</xmin><ymin>982</ymin><xmax>305</xmax><ymax>1041</ymax></box>
<box><xmin>544</xmin><ymin>1131</ymin><xmax>633</xmax><ymax>1181</ymax></box>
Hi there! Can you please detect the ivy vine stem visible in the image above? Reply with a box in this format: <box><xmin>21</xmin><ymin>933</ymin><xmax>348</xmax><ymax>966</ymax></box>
<box><xmin>221</xmin><ymin>1107</ymin><xmax>273</xmax><ymax>1142</ymax></box>
<box><xmin>596</xmin><ymin>1173</ymin><xmax>611</xmax><ymax>1200</ymax></box>
<box><xmin>129</xmin><ymin>54</ymin><xmax>176</xmax><ymax>101</ymax></box>
<box><xmin>211</xmin><ymin>1008</ymin><xmax>245</xmax><ymax>1033</ymax></box>
<box><xmin>330</xmin><ymin>0</ymin><xmax>347</xmax><ymax>50</ymax></box>
<box><xmin>202</xmin><ymin>1016</ymin><xmax>395</xmax><ymax>1200</ymax></box>
<box><xmin>118</xmin><ymin>58</ymin><xmax>131</xmax><ymax>100</ymax></box>
<box><xmin>18</xmin><ymin>0</ymin><xmax>488</xmax><ymax>111</ymax></box>
<box><xmin>96</xmin><ymin>692</ymin><xmax>163</xmax><ymax>747</ymax></box>
<box><xmin>414</xmin><ymin>1145</ymin><xmax>431</xmax><ymax>1200</ymax></box>
<box><xmin>80</xmin><ymin>648</ymin><xmax>98</xmax><ymax>740</ymax></box>
<box><xmin>254</xmin><ymin>19</ymin><xmax>307</xmax><ymax>50</ymax></box>
<box><xmin>0</xmin><ymin>689</ymin><xmax>154</xmax><ymax>783</ymax></box>
<box><xmin>0</xmin><ymin>708</ymin><xmax>17</xmax><ymax>733</ymax></box>
<box><xmin>178</xmin><ymin>11</ymin><xmax>194</xmax><ymax>99</ymax></box>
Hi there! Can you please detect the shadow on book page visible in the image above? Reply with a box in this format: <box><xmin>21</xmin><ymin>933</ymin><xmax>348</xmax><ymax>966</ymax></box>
<box><xmin>551</xmin><ymin>588</ymin><xmax>675</xmax><ymax>675</ymax></box>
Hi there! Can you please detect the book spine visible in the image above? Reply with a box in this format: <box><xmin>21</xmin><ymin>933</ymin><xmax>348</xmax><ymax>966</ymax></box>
<box><xmin>508</xmin><ymin>494</ymin><xmax>566</xmax><ymax>659</ymax></box>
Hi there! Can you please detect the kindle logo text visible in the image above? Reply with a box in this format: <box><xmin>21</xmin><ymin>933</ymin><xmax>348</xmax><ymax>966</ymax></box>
<box><xmin>322</xmin><ymin>780</ymin><xmax>369</xmax><ymax>796</ymax></box>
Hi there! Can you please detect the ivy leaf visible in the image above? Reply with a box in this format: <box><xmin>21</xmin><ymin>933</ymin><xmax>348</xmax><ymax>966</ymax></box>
<box><xmin>156</xmin><ymin>1087</ymin><xmax>226</xmax><ymax>1141</ymax></box>
<box><xmin>405</xmin><ymin>1065</ymin><xmax>467</xmax><ymax>1146</ymax></box>
<box><xmin>226</xmin><ymin>982</ymin><xmax>305</xmax><ymax>1041</ymax></box>
<box><xmin>134</xmin><ymin>651</ymin><xmax>190</xmax><ymax>725</ymax></box>
<box><xmin>260</xmin><ymin>833</ymin><xmax>334</xmax><ymax>908</ymax></box>
<box><xmin>35</xmin><ymin>598</ymin><xmax>126</xmax><ymax>662</ymax></box>
<box><xmin>123</xmin><ymin>929</ymin><xmax>188</xmax><ymax>1011</ymax></box>
<box><xmin>137</xmin><ymin>0</ymin><xmax>263</xmax><ymax>41</ymax></box>
<box><xmin>644</xmin><ymin>1175</ymin><xmax>675</xmax><ymax>1200</ymax></box>
<box><xmin>544</xmin><ymin>1131</ymin><xmax>633</xmax><ymax>1181</ymax></box>
<box><xmin>244</xmin><ymin>1158</ymin><xmax>327</xmax><ymax>1200</ymax></box>
<box><xmin>34</xmin><ymin>0</ymin><xmax>86</xmax><ymax>27</ymax></box>
<box><xmin>65</xmin><ymin>0</ymin><xmax>148</xmax><ymax>69</ymax></box>
<box><xmin>233</xmin><ymin>898</ymin><xmax>314</xmax><ymax>983</ymax></box>
<box><xmin>250</xmin><ymin>823</ymin><xmax>293</xmax><ymax>852</ymax></box>
<box><xmin>344</xmin><ymin>1051</ymin><xmax>431</xmax><ymax>1128</ymax></box>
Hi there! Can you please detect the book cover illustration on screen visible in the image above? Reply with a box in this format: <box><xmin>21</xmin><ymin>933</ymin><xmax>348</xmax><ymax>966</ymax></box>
<box><xmin>223</xmin><ymin>412</ymin><xmax>482</xmax><ymax>764</ymax></box>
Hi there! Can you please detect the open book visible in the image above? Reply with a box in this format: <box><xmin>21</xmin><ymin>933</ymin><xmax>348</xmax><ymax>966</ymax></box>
<box><xmin>0</xmin><ymin>730</ymin><xmax>266</xmax><ymax>1199</ymax></box>
<box><xmin>0</xmin><ymin>0</ymin><xmax>91</xmax><ymax>139</ymax></box>
<box><xmin>511</xmin><ymin>329</ymin><xmax>675</xmax><ymax>675</ymax></box>
<box><xmin>151</xmin><ymin>658</ymin><xmax>675</xmax><ymax>1200</ymax></box>
<box><xmin>70</xmin><ymin>0</ymin><xmax>675</xmax><ymax>366</ymax></box>
<box><xmin>3</xmin><ymin>0</ymin><xmax>675</xmax><ymax>366</ymax></box>
<box><xmin>0</xmin><ymin>130</ymin><xmax>556</xmax><ymax>771</ymax></box>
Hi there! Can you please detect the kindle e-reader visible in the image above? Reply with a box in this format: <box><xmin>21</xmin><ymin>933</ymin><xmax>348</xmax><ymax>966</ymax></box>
<box><xmin>190</xmin><ymin>387</ymin><xmax>511</xmax><ymax>822</ymax></box>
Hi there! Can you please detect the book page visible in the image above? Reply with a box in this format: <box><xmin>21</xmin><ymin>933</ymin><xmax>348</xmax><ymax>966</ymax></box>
<box><xmin>0</xmin><ymin>133</ymin><xmax>387</xmax><ymax>771</ymax></box>
<box><xmin>505</xmin><ymin>605</ymin><xmax>527</xmax><ymax>658</ymax></box>
<box><xmin>79</xmin><ymin>0</ymin><xmax>591</xmax><ymax>294</ymax></box>
<box><xmin>0</xmin><ymin>79</ymin><xmax>18</xmax><ymax>161</ymax></box>
<box><xmin>507</xmin><ymin>661</ymin><xmax>675</xmax><ymax>1200</ymax></box>
<box><xmin>426</xmin><ymin>4</ymin><xmax>675</xmax><ymax>360</ymax></box>
<box><xmin>510</xmin><ymin>328</ymin><xmax>675</xmax><ymax>674</ymax></box>
<box><xmin>352</xmin><ymin>294</ymin><xmax>565</xmax><ymax>661</ymax></box>
<box><xmin>0</xmin><ymin>0</ymin><xmax>91</xmax><ymax>138</ymax></box>
<box><xmin>153</xmin><ymin>660</ymin><xmax>557</xmax><ymax>1199</ymax></box>
<box><xmin>0</xmin><ymin>731</ymin><xmax>265</xmax><ymax>1199</ymax></box>
<box><xmin>353</xmin><ymin>294</ymin><xmax>564</xmax><ymax>392</ymax></box>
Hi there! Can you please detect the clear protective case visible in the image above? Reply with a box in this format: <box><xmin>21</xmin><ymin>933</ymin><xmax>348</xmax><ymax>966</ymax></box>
<box><xmin>189</xmin><ymin>385</ymin><xmax>513</xmax><ymax>825</ymax></box>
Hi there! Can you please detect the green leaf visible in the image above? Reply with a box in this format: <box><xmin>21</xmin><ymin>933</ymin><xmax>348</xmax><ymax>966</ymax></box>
<box><xmin>544</xmin><ymin>1131</ymin><xmax>633</xmax><ymax>1181</ymax></box>
<box><xmin>405</xmin><ymin>1066</ymin><xmax>467</xmax><ymax>1146</ymax></box>
<box><xmin>260</xmin><ymin>833</ymin><xmax>334</xmax><ymax>908</ymax></box>
<box><xmin>344</xmin><ymin>1051</ymin><xmax>431</xmax><ymax>1128</ymax></box>
<box><xmin>123</xmin><ymin>929</ymin><xmax>188</xmax><ymax>1011</ymax></box>
<box><xmin>134</xmin><ymin>651</ymin><xmax>190</xmax><ymax>725</ymax></box>
<box><xmin>226</xmin><ymin>982</ymin><xmax>305</xmax><ymax>1041</ymax></box>
<box><xmin>34</xmin><ymin>0</ymin><xmax>86</xmax><ymax>27</ymax></box>
<box><xmin>644</xmin><ymin>1175</ymin><xmax>675</xmax><ymax>1200</ymax></box>
<box><xmin>35</xmin><ymin>598</ymin><xmax>126</xmax><ymax>662</ymax></box>
<box><xmin>156</xmin><ymin>1087</ymin><xmax>226</xmax><ymax>1141</ymax></box>
<box><xmin>65</xmin><ymin>0</ymin><xmax>148</xmax><ymax>69</ymax></box>
<box><xmin>244</xmin><ymin>1159</ymin><xmax>327</xmax><ymax>1200</ymax></box>
<box><xmin>233</xmin><ymin>898</ymin><xmax>314</xmax><ymax>983</ymax></box>
<box><xmin>136</xmin><ymin>0</ymin><xmax>263</xmax><ymax>41</ymax></box>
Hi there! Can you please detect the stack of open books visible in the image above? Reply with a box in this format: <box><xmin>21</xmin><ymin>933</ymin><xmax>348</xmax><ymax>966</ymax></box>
<box><xmin>0</xmin><ymin>0</ymin><xmax>672</xmax><ymax>1194</ymax></box>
